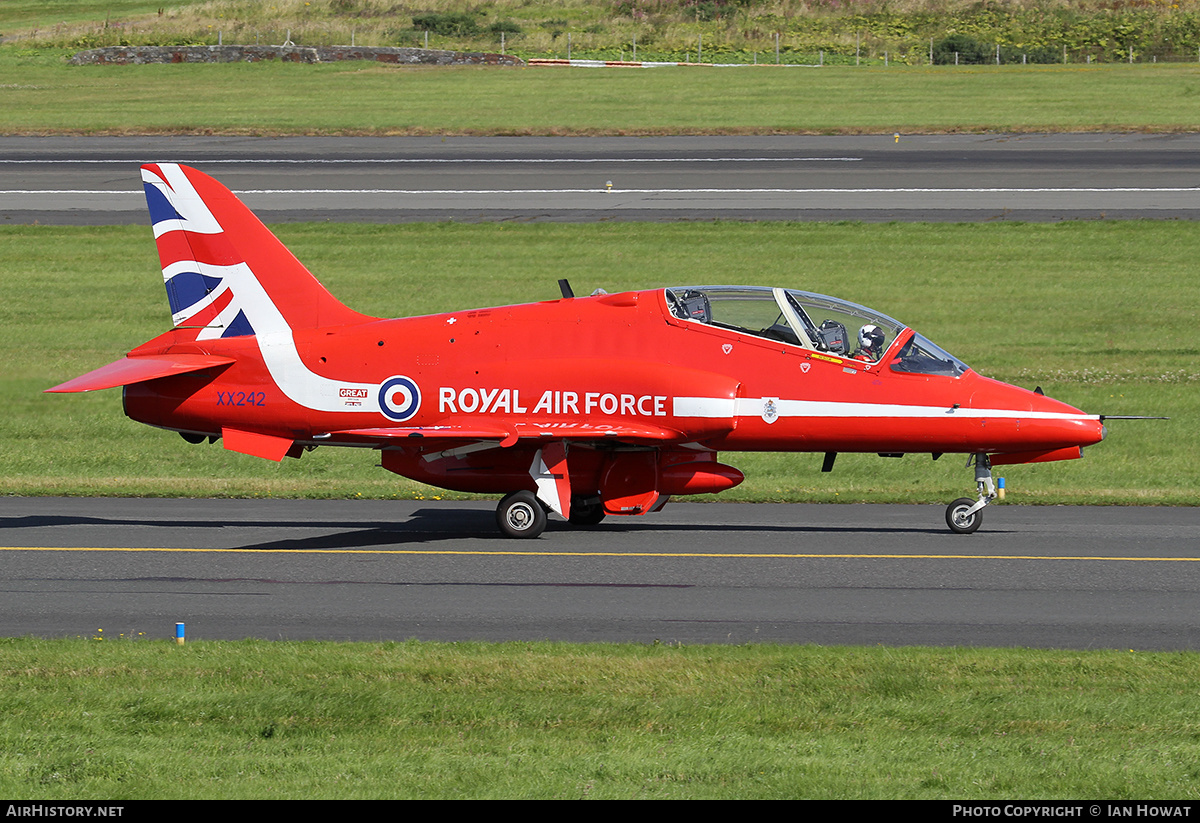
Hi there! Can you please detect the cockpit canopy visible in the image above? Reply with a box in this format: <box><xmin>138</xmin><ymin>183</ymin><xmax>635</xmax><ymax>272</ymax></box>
<box><xmin>664</xmin><ymin>286</ymin><xmax>970</xmax><ymax>377</ymax></box>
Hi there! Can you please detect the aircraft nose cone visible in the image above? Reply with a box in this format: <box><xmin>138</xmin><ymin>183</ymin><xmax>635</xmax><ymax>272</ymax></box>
<box><xmin>1027</xmin><ymin>389</ymin><xmax>1105</xmax><ymax>447</ymax></box>
<box><xmin>969</xmin><ymin>377</ymin><xmax>1104</xmax><ymax>453</ymax></box>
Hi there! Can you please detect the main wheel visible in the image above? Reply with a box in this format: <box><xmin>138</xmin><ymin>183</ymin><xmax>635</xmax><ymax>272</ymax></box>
<box><xmin>496</xmin><ymin>491</ymin><xmax>547</xmax><ymax>539</ymax></box>
<box><xmin>945</xmin><ymin>497</ymin><xmax>983</xmax><ymax>534</ymax></box>
<box><xmin>568</xmin><ymin>499</ymin><xmax>606</xmax><ymax>527</ymax></box>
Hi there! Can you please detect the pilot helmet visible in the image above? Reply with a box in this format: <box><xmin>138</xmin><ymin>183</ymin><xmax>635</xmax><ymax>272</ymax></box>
<box><xmin>859</xmin><ymin>324</ymin><xmax>885</xmax><ymax>352</ymax></box>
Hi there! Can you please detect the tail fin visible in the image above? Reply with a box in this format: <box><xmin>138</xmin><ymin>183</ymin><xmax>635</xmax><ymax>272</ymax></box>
<box><xmin>141</xmin><ymin>163</ymin><xmax>373</xmax><ymax>340</ymax></box>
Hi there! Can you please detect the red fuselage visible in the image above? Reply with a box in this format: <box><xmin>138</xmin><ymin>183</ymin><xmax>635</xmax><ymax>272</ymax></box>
<box><xmin>122</xmin><ymin>287</ymin><xmax>1104</xmax><ymax>492</ymax></box>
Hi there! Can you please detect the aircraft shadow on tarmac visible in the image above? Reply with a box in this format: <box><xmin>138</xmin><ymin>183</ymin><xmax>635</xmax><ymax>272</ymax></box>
<box><xmin>4</xmin><ymin>509</ymin><xmax>959</xmax><ymax>551</ymax></box>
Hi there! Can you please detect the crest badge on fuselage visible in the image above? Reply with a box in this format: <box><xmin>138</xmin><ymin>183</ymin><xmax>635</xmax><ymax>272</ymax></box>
<box><xmin>762</xmin><ymin>397</ymin><xmax>780</xmax><ymax>424</ymax></box>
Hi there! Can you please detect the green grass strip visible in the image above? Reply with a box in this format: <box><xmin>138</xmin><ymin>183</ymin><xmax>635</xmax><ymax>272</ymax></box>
<box><xmin>1</xmin><ymin>638</ymin><xmax>1198</xmax><ymax>799</ymax></box>
<box><xmin>4</xmin><ymin>49</ymin><xmax>1200</xmax><ymax>134</ymax></box>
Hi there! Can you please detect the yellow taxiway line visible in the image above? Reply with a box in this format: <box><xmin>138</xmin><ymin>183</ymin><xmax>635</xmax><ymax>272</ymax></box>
<box><xmin>1</xmin><ymin>546</ymin><xmax>1199</xmax><ymax>561</ymax></box>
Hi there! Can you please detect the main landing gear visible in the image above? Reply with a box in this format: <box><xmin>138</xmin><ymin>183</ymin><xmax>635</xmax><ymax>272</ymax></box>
<box><xmin>567</xmin><ymin>498</ymin><xmax>606</xmax><ymax>527</ymax></box>
<box><xmin>945</xmin><ymin>454</ymin><xmax>996</xmax><ymax>535</ymax></box>
<box><xmin>496</xmin><ymin>490</ymin><xmax>547</xmax><ymax>539</ymax></box>
<box><xmin>495</xmin><ymin>492</ymin><xmax>607</xmax><ymax>539</ymax></box>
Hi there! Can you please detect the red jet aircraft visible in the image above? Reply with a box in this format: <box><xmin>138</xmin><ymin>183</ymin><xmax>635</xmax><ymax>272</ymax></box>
<box><xmin>48</xmin><ymin>163</ymin><xmax>1109</xmax><ymax>537</ymax></box>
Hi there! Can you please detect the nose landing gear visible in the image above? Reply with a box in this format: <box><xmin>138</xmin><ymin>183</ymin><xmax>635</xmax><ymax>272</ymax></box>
<box><xmin>945</xmin><ymin>454</ymin><xmax>996</xmax><ymax>535</ymax></box>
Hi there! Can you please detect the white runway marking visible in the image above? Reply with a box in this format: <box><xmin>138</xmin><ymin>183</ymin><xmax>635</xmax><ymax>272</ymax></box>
<box><xmin>0</xmin><ymin>156</ymin><xmax>862</xmax><ymax>164</ymax></box>
<box><xmin>0</xmin><ymin>190</ymin><xmax>146</xmax><ymax>195</ymax></box>
<box><xmin>236</xmin><ymin>187</ymin><xmax>1200</xmax><ymax>195</ymax></box>
<box><xmin>4</xmin><ymin>187</ymin><xmax>1198</xmax><ymax>195</ymax></box>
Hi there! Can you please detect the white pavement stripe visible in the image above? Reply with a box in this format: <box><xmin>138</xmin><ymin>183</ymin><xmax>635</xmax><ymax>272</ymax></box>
<box><xmin>0</xmin><ymin>157</ymin><xmax>862</xmax><ymax>164</ymax></box>
<box><xmin>5</xmin><ymin>187</ymin><xmax>1198</xmax><ymax>196</ymax></box>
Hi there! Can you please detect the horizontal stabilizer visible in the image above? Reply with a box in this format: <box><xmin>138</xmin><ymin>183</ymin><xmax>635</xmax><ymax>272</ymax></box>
<box><xmin>45</xmin><ymin>354</ymin><xmax>235</xmax><ymax>393</ymax></box>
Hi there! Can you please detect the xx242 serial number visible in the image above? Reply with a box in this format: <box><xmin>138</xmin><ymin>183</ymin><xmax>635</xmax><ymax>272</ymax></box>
<box><xmin>216</xmin><ymin>391</ymin><xmax>266</xmax><ymax>407</ymax></box>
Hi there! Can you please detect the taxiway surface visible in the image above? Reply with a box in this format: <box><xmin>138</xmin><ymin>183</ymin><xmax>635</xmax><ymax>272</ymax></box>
<box><xmin>4</xmin><ymin>498</ymin><xmax>1199</xmax><ymax>649</ymax></box>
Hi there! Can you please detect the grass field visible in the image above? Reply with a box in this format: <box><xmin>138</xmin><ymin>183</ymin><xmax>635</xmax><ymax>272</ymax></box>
<box><xmin>4</xmin><ymin>48</ymin><xmax>1200</xmax><ymax>135</ymax></box>
<box><xmin>2</xmin><ymin>638</ymin><xmax>1199</xmax><ymax>799</ymax></box>
<box><xmin>4</xmin><ymin>220</ymin><xmax>1194</xmax><ymax>505</ymax></box>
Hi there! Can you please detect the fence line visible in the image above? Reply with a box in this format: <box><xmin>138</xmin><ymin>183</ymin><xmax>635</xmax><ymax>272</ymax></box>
<box><xmin>50</xmin><ymin>25</ymin><xmax>1200</xmax><ymax>67</ymax></box>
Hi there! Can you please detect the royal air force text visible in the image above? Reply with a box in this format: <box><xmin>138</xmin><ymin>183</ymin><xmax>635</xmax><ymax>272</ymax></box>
<box><xmin>439</xmin><ymin>388</ymin><xmax>668</xmax><ymax>417</ymax></box>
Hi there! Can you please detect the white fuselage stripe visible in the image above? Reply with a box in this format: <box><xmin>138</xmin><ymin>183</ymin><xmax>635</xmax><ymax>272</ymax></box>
<box><xmin>675</xmin><ymin>396</ymin><xmax>1095</xmax><ymax>421</ymax></box>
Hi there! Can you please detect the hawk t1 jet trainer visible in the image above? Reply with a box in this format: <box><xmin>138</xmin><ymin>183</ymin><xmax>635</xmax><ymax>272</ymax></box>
<box><xmin>48</xmin><ymin>164</ymin><xmax>1109</xmax><ymax>538</ymax></box>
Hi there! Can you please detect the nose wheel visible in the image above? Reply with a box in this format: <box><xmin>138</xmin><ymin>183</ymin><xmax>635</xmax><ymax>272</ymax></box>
<box><xmin>946</xmin><ymin>497</ymin><xmax>983</xmax><ymax>534</ymax></box>
<box><xmin>945</xmin><ymin>454</ymin><xmax>996</xmax><ymax>535</ymax></box>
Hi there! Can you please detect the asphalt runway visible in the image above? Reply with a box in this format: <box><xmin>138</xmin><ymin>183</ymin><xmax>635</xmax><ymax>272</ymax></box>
<box><xmin>4</xmin><ymin>133</ymin><xmax>1200</xmax><ymax>223</ymax></box>
<box><xmin>3</xmin><ymin>497</ymin><xmax>1199</xmax><ymax>649</ymax></box>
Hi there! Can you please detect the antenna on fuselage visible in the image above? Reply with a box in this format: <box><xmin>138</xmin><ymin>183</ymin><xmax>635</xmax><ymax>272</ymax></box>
<box><xmin>558</xmin><ymin>279</ymin><xmax>575</xmax><ymax>299</ymax></box>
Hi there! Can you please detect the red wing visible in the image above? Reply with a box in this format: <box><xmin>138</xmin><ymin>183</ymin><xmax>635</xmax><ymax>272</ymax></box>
<box><xmin>328</xmin><ymin>419</ymin><xmax>686</xmax><ymax>448</ymax></box>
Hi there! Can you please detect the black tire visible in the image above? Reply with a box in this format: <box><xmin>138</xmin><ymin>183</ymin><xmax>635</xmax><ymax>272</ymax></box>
<box><xmin>496</xmin><ymin>491</ymin><xmax>547</xmax><ymax>539</ymax></box>
<box><xmin>946</xmin><ymin>497</ymin><xmax>983</xmax><ymax>534</ymax></box>
<box><xmin>568</xmin><ymin>500</ymin><xmax>606</xmax><ymax>527</ymax></box>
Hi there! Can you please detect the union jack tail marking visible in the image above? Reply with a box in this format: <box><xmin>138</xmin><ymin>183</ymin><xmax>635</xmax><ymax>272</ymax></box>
<box><xmin>141</xmin><ymin>163</ymin><xmax>373</xmax><ymax>340</ymax></box>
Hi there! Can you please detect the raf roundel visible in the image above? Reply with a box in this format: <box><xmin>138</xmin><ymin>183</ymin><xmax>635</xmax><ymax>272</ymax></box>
<box><xmin>378</xmin><ymin>375</ymin><xmax>421</xmax><ymax>422</ymax></box>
